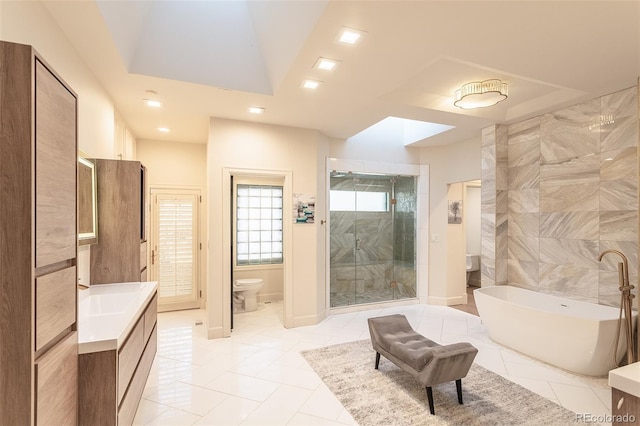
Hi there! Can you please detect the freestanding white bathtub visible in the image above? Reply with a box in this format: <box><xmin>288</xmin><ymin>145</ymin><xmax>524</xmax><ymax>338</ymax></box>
<box><xmin>474</xmin><ymin>285</ymin><xmax>636</xmax><ymax>376</ymax></box>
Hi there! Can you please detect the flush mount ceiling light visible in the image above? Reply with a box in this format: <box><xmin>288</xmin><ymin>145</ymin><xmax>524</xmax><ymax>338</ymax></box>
<box><xmin>157</xmin><ymin>127</ymin><xmax>170</xmax><ymax>133</ymax></box>
<box><xmin>453</xmin><ymin>79</ymin><xmax>508</xmax><ymax>109</ymax></box>
<box><xmin>336</xmin><ymin>27</ymin><xmax>365</xmax><ymax>45</ymax></box>
<box><xmin>314</xmin><ymin>57</ymin><xmax>341</xmax><ymax>71</ymax></box>
<box><xmin>248</xmin><ymin>106</ymin><xmax>265</xmax><ymax>114</ymax></box>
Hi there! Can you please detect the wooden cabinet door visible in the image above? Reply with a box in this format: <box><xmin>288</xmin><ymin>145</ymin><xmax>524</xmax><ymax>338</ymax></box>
<box><xmin>35</xmin><ymin>267</ymin><xmax>76</xmax><ymax>351</ymax></box>
<box><xmin>35</xmin><ymin>332</ymin><xmax>77</xmax><ymax>426</ymax></box>
<box><xmin>91</xmin><ymin>160</ymin><xmax>141</xmax><ymax>284</ymax></box>
<box><xmin>35</xmin><ymin>59</ymin><xmax>77</xmax><ymax>268</ymax></box>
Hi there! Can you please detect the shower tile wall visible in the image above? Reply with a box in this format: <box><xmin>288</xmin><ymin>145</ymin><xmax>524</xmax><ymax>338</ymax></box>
<box><xmin>482</xmin><ymin>86</ymin><xmax>639</xmax><ymax>306</ymax></box>
<box><xmin>329</xmin><ymin>175</ymin><xmax>416</xmax><ymax>307</ymax></box>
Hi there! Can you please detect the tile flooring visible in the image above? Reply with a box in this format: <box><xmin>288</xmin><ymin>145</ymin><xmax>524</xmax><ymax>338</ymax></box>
<box><xmin>134</xmin><ymin>301</ymin><xmax>613</xmax><ymax>425</ymax></box>
<box><xmin>450</xmin><ymin>285</ymin><xmax>479</xmax><ymax>317</ymax></box>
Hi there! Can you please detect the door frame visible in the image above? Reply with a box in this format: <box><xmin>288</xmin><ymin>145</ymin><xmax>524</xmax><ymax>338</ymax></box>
<box><xmin>222</xmin><ymin>167</ymin><xmax>293</xmax><ymax>334</ymax></box>
<box><xmin>149</xmin><ymin>185</ymin><xmax>204</xmax><ymax>312</ymax></box>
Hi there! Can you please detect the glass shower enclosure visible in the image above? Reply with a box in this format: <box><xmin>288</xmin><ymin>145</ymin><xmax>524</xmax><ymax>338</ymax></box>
<box><xmin>329</xmin><ymin>171</ymin><xmax>417</xmax><ymax>307</ymax></box>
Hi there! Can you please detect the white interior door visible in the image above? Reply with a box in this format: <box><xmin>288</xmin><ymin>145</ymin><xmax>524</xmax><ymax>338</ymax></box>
<box><xmin>150</xmin><ymin>189</ymin><xmax>200</xmax><ymax>311</ymax></box>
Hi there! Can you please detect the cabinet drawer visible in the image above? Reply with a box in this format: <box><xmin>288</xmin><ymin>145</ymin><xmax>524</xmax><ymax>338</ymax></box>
<box><xmin>143</xmin><ymin>294</ymin><xmax>157</xmax><ymax>344</ymax></box>
<box><xmin>36</xmin><ymin>266</ymin><xmax>76</xmax><ymax>351</ymax></box>
<box><xmin>35</xmin><ymin>331</ymin><xmax>77</xmax><ymax>426</ymax></box>
<box><xmin>118</xmin><ymin>325</ymin><xmax>157</xmax><ymax>426</ymax></box>
<box><xmin>117</xmin><ymin>318</ymin><xmax>144</xmax><ymax>404</ymax></box>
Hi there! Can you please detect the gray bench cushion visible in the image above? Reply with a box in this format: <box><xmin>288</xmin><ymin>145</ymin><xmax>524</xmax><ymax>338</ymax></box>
<box><xmin>390</xmin><ymin>341</ymin><xmax>435</xmax><ymax>372</ymax></box>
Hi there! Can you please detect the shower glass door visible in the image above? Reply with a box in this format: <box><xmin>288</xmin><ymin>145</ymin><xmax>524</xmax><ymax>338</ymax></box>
<box><xmin>329</xmin><ymin>172</ymin><xmax>416</xmax><ymax>307</ymax></box>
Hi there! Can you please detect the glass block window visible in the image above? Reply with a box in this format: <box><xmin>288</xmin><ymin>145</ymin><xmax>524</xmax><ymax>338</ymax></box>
<box><xmin>236</xmin><ymin>184</ymin><xmax>283</xmax><ymax>265</ymax></box>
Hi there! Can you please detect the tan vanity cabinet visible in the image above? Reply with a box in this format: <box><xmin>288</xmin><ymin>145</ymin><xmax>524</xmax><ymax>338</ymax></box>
<box><xmin>0</xmin><ymin>41</ymin><xmax>78</xmax><ymax>425</ymax></box>
<box><xmin>91</xmin><ymin>159</ymin><xmax>148</xmax><ymax>284</ymax></box>
<box><xmin>79</xmin><ymin>291</ymin><xmax>158</xmax><ymax>426</ymax></box>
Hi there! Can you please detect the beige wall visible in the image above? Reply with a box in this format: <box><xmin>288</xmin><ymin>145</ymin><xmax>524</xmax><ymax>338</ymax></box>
<box><xmin>329</xmin><ymin>136</ymin><xmax>421</xmax><ymax>165</ymax></box>
<box><xmin>446</xmin><ymin>183</ymin><xmax>466</xmax><ymax>300</ymax></box>
<box><xmin>138</xmin><ymin>140</ymin><xmax>207</xmax><ymax>187</ymax></box>
<box><xmin>0</xmin><ymin>1</ymin><xmax>115</xmax><ymax>159</ymax></box>
<box><xmin>207</xmin><ymin>118</ymin><xmax>329</xmax><ymax>338</ymax></box>
<box><xmin>420</xmin><ymin>137</ymin><xmax>482</xmax><ymax>305</ymax></box>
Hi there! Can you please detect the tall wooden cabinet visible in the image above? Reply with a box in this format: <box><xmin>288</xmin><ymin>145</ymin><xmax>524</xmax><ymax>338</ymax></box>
<box><xmin>0</xmin><ymin>41</ymin><xmax>78</xmax><ymax>425</ymax></box>
<box><xmin>90</xmin><ymin>159</ymin><xmax>148</xmax><ymax>284</ymax></box>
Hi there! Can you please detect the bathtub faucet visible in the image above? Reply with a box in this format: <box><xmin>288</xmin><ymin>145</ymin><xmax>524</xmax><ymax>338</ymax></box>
<box><xmin>598</xmin><ymin>250</ymin><xmax>632</xmax><ymax>293</ymax></box>
<box><xmin>598</xmin><ymin>249</ymin><xmax>636</xmax><ymax>365</ymax></box>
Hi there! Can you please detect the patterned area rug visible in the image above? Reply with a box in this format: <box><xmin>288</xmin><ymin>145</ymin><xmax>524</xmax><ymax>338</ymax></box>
<box><xmin>302</xmin><ymin>340</ymin><xmax>576</xmax><ymax>426</ymax></box>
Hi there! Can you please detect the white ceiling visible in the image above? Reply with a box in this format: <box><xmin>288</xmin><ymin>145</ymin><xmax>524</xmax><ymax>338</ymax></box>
<box><xmin>43</xmin><ymin>0</ymin><xmax>640</xmax><ymax>147</ymax></box>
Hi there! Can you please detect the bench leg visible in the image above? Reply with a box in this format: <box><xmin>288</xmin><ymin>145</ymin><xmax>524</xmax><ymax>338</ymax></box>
<box><xmin>425</xmin><ymin>387</ymin><xmax>435</xmax><ymax>415</ymax></box>
<box><xmin>456</xmin><ymin>379</ymin><xmax>463</xmax><ymax>404</ymax></box>
<box><xmin>374</xmin><ymin>352</ymin><xmax>380</xmax><ymax>369</ymax></box>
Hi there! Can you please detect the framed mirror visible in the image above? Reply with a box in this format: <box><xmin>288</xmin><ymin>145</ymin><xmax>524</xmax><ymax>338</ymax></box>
<box><xmin>78</xmin><ymin>156</ymin><xmax>98</xmax><ymax>245</ymax></box>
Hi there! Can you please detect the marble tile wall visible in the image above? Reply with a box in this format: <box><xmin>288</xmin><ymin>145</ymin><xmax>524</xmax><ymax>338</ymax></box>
<box><xmin>482</xmin><ymin>86</ymin><xmax>639</xmax><ymax>306</ymax></box>
<box><xmin>481</xmin><ymin>125</ymin><xmax>509</xmax><ymax>286</ymax></box>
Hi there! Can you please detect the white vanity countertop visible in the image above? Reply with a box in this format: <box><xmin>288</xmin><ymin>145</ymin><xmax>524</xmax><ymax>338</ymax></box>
<box><xmin>609</xmin><ymin>362</ymin><xmax>640</xmax><ymax>398</ymax></box>
<box><xmin>78</xmin><ymin>281</ymin><xmax>158</xmax><ymax>354</ymax></box>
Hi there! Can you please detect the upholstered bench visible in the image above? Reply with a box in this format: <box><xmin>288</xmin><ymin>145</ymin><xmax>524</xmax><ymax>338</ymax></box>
<box><xmin>367</xmin><ymin>314</ymin><xmax>478</xmax><ymax>415</ymax></box>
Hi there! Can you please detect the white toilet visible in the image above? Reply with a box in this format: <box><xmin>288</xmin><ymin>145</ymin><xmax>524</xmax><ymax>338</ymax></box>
<box><xmin>466</xmin><ymin>254</ymin><xmax>480</xmax><ymax>285</ymax></box>
<box><xmin>233</xmin><ymin>278</ymin><xmax>264</xmax><ymax>312</ymax></box>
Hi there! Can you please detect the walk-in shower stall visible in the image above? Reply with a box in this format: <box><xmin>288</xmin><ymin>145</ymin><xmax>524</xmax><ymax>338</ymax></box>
<box><xmin>329</xmin><ymin>172</ymin><xmax>417</xmax><ymax>307</ymax></box>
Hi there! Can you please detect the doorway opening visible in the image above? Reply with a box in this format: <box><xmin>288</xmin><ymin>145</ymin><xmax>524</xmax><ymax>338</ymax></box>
<box><xmin>230</xmin><ymin>177</ymin><xmax>285</xmax><ymax>329</ymax></box>
<box><xmin>222</xmin><ymin>168</ymin><xmax>293</xmax><ymax>335</ymax></box>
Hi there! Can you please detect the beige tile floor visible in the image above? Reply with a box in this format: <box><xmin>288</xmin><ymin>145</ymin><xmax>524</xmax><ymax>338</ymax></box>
<box><xmin>133</xmin><ymin>301</ymin><xmax>613</xmax><ymax>425</ymax></box>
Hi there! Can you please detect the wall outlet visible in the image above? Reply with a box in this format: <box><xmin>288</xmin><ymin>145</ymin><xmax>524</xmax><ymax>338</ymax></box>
<box><xmin>431</xmin><ymin>234</ymin><xmax>440</xmax><ymax>243</ymax></box>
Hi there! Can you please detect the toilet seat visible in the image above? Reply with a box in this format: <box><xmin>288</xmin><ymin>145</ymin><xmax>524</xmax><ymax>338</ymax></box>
<box><xmin>235</xmin><ymin>278</ymin><xmax>263</xmax><ymax>286</ymax></box>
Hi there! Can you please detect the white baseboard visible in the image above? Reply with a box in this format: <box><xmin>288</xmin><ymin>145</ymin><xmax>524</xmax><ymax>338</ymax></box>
<box><xmin>289</xmin><ymin>312</ymin><xmax>326</xmax><ymax>328</ymax></box>
<box><xmin>258</xmin><ymin>293</ymin><xmax>283</xmax><ymax>303</ymax></box>
<box><xmin>428</xmin><ymin>294</ymin><xmax>468</xmax><ymax>306</ymax></box>
<box><xmin>207</xmin><ymin>325</ymin><xmax>227</xmax><ymax>339</ymax></box>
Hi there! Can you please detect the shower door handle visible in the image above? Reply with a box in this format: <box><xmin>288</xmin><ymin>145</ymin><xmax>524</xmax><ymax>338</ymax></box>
<box><xmin>355</xmin><ymin>238</ymin><xmax>361</xmax><ymax>250</ymax></box>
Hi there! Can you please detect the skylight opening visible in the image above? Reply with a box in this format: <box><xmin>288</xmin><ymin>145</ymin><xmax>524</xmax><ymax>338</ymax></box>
<box><xmin>348</xmin><ymin>116</ymin><xmax>455</xmax><ymax>146</ymax></box>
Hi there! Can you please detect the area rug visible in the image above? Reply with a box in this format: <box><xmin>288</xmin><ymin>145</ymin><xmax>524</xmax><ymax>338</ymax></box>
<box><xmin>301</xmin><ymin>340</ymin><xmax>576</xmax><ymax>426</ymax></box>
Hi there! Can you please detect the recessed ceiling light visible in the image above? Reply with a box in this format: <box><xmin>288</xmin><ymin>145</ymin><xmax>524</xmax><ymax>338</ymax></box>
<box><xmin>314</xmin><ymin>57</ymin><xmax>340</xmax><ymax>71</ymax></box>
<box><xmin>336</xmin><ymin>27</ymin><xmax>365</xmax><ymax>45</ymax></box>
<box><xmin>302</xmin><ymin>79</ymin><xmax>321</xmax><ymax>89</ymax></box>
<box><xmin>157</xmin><ymin>127</ymin><xmax>170</xmax><ymax>133</ymax></box>
<box><xmin>248</xmin><ymin>106</ymin><xmax>265</xmax><ymax>114</ymax></box>
<box><xmin>143</xmin><ymin>99</ymin><xmax>163</xmax><ymax>108</ymax></box>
